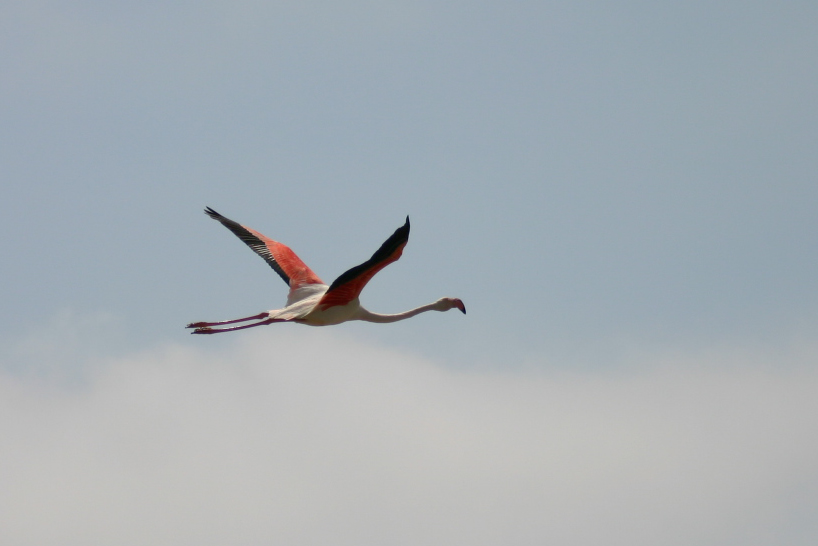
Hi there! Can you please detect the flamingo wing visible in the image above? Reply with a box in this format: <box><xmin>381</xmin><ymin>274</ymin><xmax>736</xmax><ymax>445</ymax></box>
<box><xmin>204</xmin><ymin>207</ymin><xmax>324</xmax><ymax>289</ymax></box>
<box><xmin>318</xmin><ymin>216</ymin><xmax>410</xmax><ymax>309</ymax></box>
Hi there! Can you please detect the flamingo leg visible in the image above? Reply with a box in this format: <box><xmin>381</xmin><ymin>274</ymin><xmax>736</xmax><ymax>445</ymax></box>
<box><xmin>190</xmin><ymin>318</ymin><xmax>286</xmax><ymax>334</ymax></box>
<box><xmin>186</xmin><ymin>312</ymin><xmax>269</xmax><ymax>329</ymax></box>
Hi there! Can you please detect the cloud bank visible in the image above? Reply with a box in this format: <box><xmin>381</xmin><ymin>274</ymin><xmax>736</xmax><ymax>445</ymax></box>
<box><xmin>1</xmin><ymin>327</ymin><xmax>817</xmax><ymax>545</ymax></box>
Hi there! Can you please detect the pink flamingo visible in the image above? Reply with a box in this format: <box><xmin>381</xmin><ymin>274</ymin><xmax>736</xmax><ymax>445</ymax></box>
<box><xmin>187</xmin><ymin>208</ymin><xmax>465</xmax><ymax>334</ymax></box>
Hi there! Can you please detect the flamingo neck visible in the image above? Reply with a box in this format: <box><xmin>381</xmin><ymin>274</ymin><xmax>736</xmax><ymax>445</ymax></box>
<box><xmin>354</xmin><ymin>302</ymin><xmax>441</xmax><ymax>324</ymax></box>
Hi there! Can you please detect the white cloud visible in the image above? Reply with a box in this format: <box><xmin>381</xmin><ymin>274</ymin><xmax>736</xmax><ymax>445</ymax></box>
<box><xmin>1</xmin><ymin>327</ymin><xmax>817</xmax><ymax>545</ymax></box>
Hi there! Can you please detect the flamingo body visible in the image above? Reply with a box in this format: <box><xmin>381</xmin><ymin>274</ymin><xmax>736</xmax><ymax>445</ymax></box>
<box><xmin>187</xmin><ymin>208</ymin><xmax>465</xmax><ymax>334</ymax></box>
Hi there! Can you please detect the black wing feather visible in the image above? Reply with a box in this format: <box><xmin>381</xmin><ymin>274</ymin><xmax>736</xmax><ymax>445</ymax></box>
<box><xmin>326</xmin><ymin>216</ymin><xmax>410</xmax><ymax>292</ymax></box>
<box><xmin>204</xmin><ymin>207</ymin><xmax>290</xmax><ymax>285</ymax></box>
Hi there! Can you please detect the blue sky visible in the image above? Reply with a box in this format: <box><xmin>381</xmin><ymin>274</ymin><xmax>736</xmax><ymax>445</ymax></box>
<box><xmin>2</xmin><ymin>1</ymin><xmax>817</xmax><ymax>544</ymax></box>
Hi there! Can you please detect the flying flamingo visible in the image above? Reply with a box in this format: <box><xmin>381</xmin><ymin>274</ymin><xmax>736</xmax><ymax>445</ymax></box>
<box><xmin>187</xmin><ymin>207</ymin><xmax>465</xmax><ymax>334</ymax></box>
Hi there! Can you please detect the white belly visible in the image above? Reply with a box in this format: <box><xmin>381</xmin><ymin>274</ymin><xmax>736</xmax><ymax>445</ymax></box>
<box><xmin>300</xmin><ymin>299</ymin><xmax>361</xmax><ymax>326</ymax></box>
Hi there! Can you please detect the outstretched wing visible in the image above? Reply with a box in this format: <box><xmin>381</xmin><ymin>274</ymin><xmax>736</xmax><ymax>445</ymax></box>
<box><xmin>318</xmin><ymin>217</ymin><xmax>410</xmax><ymax>309</ymax></box>
<box><xmin>204</xmin><ymin>207</ymin><xmax>324</xmax><ymax>289</ymax></box>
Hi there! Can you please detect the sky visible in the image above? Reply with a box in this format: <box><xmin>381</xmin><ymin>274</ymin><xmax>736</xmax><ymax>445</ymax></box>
<box><xmin>1</xmin><ymin>1</ymin><xmax>817</xmax><ymax>544</ymax></box>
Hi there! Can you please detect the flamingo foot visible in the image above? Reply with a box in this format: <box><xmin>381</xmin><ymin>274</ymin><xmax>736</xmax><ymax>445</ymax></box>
<box><xmin>185</xmin><ymin>312</ymin><xmax>269</xmax><ymax>329</ymax></box>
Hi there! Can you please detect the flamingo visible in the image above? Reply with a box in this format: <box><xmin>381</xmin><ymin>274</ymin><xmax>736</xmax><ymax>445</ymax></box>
<box><xmin>187</xmin><ymin>207</ymin><xmax>465</xmax><ymax>334</ymax></box>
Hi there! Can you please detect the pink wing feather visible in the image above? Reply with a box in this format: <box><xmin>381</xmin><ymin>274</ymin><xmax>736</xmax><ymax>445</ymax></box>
<box><xmin>318</xmin><ymin>217</ymin><xmax>409</xmax><ymax>309</ymax></box>
<box><xmin>204</xmin><ymin>207</ymin><xmax>324</xmax><ymax>290</ymax></box>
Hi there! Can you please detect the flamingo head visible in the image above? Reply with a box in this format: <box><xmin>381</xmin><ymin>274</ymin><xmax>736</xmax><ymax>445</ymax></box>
<box><xmin>438</xmin><ymin>297</ymin><xmax>466</xmax><ymax>314</ymax></box>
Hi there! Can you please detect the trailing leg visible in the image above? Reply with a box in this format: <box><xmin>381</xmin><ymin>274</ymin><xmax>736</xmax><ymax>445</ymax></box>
<box><xmin>190</xmin><ymin>317</ymin><xmax>287</xmax><ymax>334</ymax></box>
<box><xmin>186</xmin><ymin>312</ymin><xmax>268</xmax><ymax>329</ymax></box>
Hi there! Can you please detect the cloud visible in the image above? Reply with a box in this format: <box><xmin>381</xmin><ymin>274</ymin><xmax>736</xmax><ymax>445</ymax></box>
<box><xmin>1</xmin><ymin>326</ymin><xmax>817</xmax><ymax>545</ymax></box>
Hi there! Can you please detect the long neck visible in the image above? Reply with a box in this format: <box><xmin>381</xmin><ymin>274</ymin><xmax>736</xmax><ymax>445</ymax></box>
<box><xmin>354</xmin><ymin>302</ymin><xmax>441</xmax><ymax>324</ymax></box>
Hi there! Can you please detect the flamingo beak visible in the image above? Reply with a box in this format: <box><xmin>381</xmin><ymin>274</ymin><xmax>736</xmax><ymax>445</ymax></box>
<box><xmin>454</xmin><ymin>299</ymin><xmax>466</xmax><ymax>314</ymax></box>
